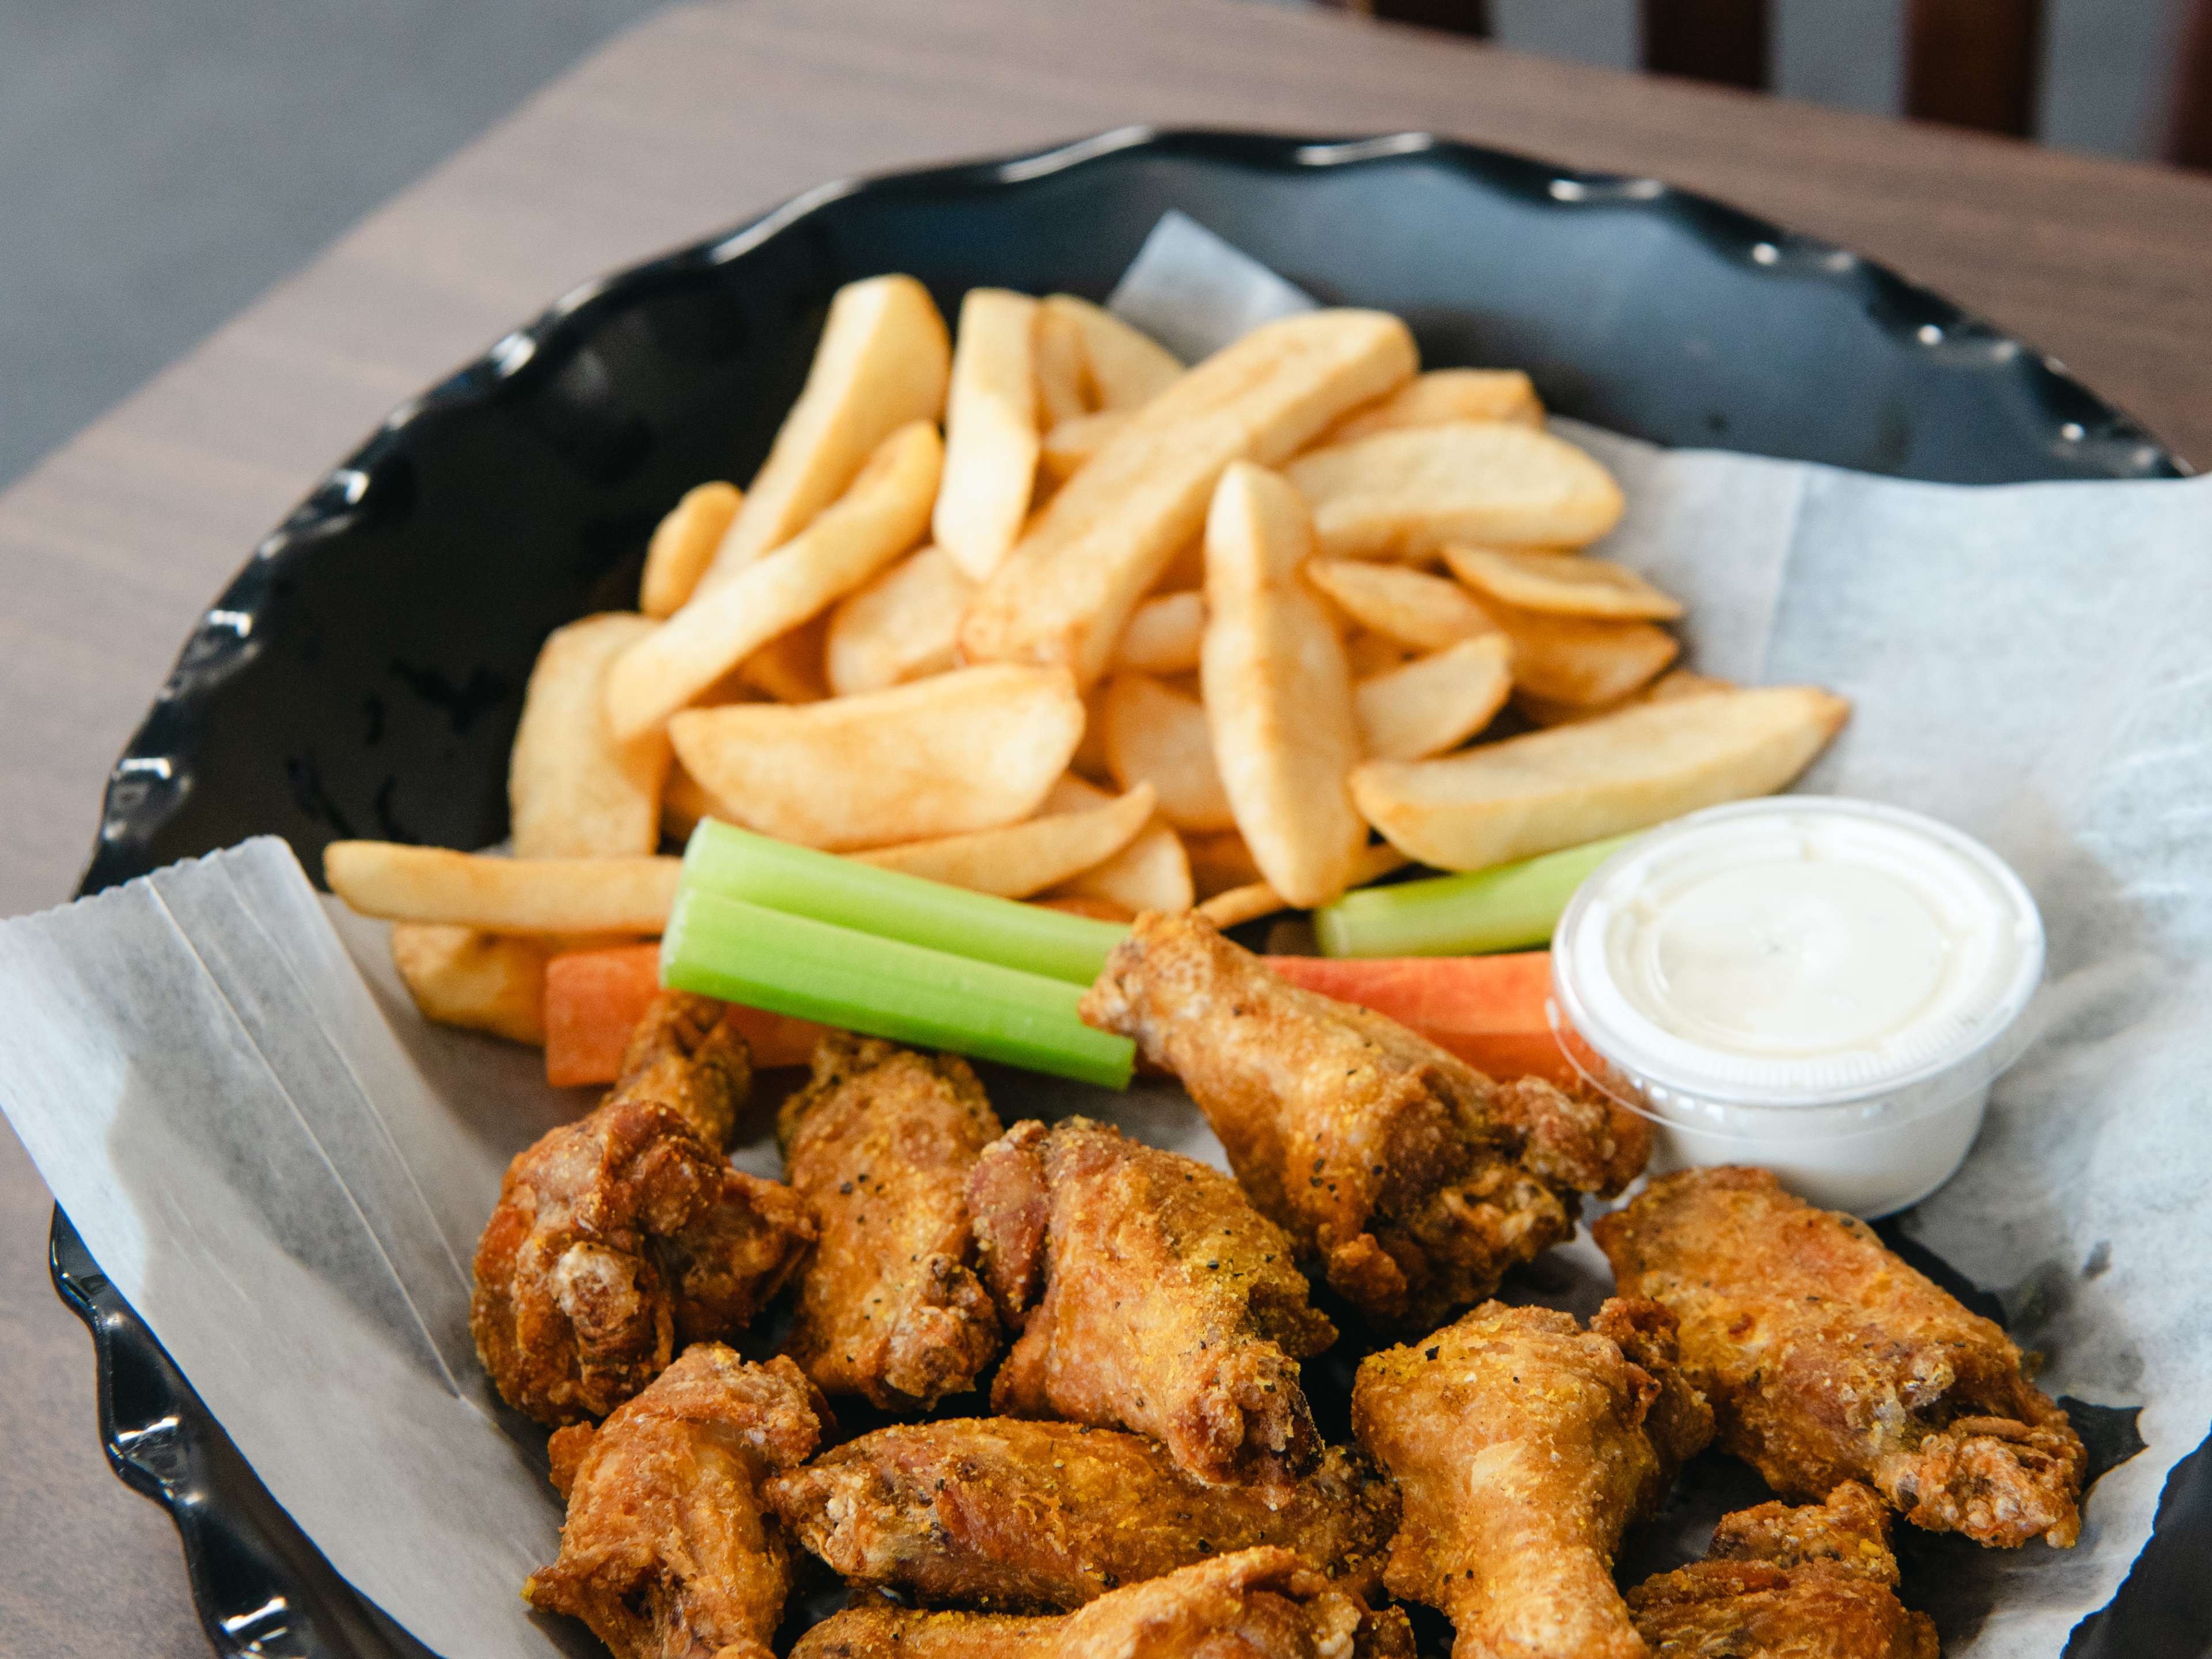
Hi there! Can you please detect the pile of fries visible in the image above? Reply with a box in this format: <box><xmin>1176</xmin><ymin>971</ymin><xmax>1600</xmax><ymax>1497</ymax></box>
<box><xmin>326</xmin><ymin>274</ymin><xmax>1846</xmax><ymax>1047</ymax></box>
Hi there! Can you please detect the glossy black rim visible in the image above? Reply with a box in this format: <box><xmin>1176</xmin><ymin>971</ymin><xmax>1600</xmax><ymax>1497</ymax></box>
<box><xmin>47</xmin><ymin>126</ymin><xmax>2190</xmax><ymax>1659</ymax></box>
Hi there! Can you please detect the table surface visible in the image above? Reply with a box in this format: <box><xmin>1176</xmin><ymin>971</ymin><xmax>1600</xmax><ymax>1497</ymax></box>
<box><xmin>3</xmin><ymin>1</ymin><xmax>2209</xmax><ymax>1652</ymax></box>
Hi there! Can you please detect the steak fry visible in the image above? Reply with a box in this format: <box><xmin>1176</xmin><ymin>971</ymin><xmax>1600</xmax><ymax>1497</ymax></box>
<box><xmin>1351</xmin><ymin>1297</ymin><xmax>1714</xmax><ymax>1659</ymax></box>
<box><xmin>968</xmin><ymin>1115</ymin><xmax>1335</xmax><ymax>1499</ymax></box>
<box><xmin>787</xmin><ymin>1548</ymin><xmax>1414</xmax><ymax>1659</ymax></box>
<box><xmin>1627</xmin><ymin>1482</ymin><xmax>1939</xmax><ymax>1659</ymax></box>
<box><xmin>1081</xmin><ymin>911</ymin><xmax>1646</xmax><ymax>1329</ymax></box>
<box><xmin>1594</xmin><ymin>1166</ymin><xmax>2086</xmax><ymax>1548</ymax></box>
<box><xmin>527</xmin><ymin>1346</ymin><xmax>830</xmax><ymax>1659</ymax></box>
<box><xmin>765</xmin><ymin>1416</ymin><xmax>1399</xmax><ymax>1609</ymax></box>
<box><xmin>778</xmin><ymin>1035</ymin><xmax>1004</xmax><ymax>1411</ymax></box>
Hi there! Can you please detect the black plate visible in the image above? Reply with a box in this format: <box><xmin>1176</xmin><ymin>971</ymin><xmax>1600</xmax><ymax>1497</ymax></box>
<box><xmin>49</xmin><ymin>128</ymin><xmax>2200</xmax><ymax>1658</ymax></box>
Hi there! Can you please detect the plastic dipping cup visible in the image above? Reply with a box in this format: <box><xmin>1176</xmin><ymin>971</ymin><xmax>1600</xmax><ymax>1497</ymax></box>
<box><xmin>1550</xmin><ymin>798</ymin><xmax>2044</xmax><ymax>1216</ymax></box>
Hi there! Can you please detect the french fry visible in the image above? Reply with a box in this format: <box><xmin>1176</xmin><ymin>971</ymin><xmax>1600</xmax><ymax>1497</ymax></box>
<box><xmin>959</xmin><ymin>309</ymin><xmax>1417</xmax><ymax>687</ymax></box>
<box><xmin>1032</xmin><ymin>300</ymin><xmax>1093</xmax><ymax>427</ymax></box>
<box><xmin>1322</xmin><ymin>368</ymin><xmax>1544</xmax><ymax>442</ymax></box>
<box><xmin>1515</xmin><ymin>667</ymin><xmax>1734</xmax><ymax>728</ymax></box>
<box><xmin>1040</xmin><ymin>774</ymin><xmax>1195</xmax><ymax>914</ymax></box>
<box><xmin>327</xmin><ymin>843</ymin><xmax>681</xmax><ymax>933</ymax></box>
<box><xmin>389</xmin><ymin>923</ymin><xmax>548</xmax><ymax>1044</ymax></box>
<box><xmin>936</xmin><ymin>289</ymin><xmax>1043</xmax><ymax>580</ymax></box>
<box><xmin>1349</xmin><ymin>684</ymin><xmax>1851</xmax><ymax>870</ymax></box>
<box><xmin>1286</xmin><ymin>421</ymin><xmax>1624</xmax><ymax>558</ymax></box>
<box><xmin>1101</xmin><ymin>671</ymin><xmax>1236</xmax><ymax>833</ymax></box>
<box><xmin>1037</xmin><ymin>895</ymin><xmax>1135</xmax><ymax>922</ymax></box>
<box><xmin>661</xmin><ymin>757</ymin><xmax>716</xmax><ymax>842</ymax></box>
<box><xmin>1039</xmin><ymin>409</ymin><xmax>1131</xmax><ymax>483</ymax></box>
<box><xmin>1195</xmin><ymin>842</ymin><xmax>1409</xmax><ymax>929</ymax></box>
<box><xmin>1343</xmin><ymin>630</ymin><xmax>1411</xmax><ymax>679</ymax></box>
<box><xmin>855</xmin><ymin>782</ymin><xmax>1156</xmax><ymax>898</ymax></box>
<box><xmin>824</xmin><ymin>544</ymin><xmax>974</xmax><ymax>695</ymax></box>
<box><xmin>607</xmin><ymin>421</ymin><xmax>941</xmax><ymax>739</ymax></box>
<box><xmin>1200</xmin><ymin>463</ymin><xmax>1366</xmax><ymax>907</ymax></box>
<box><xmin>1459</xmin><ymin>585</ymin><xmax>1679</xmax><ymax>707</ymax></box>
<box><xmin>1113</xmin><ymin>589</ymin><xmax>1206</xmax><ymax>675</ymax></box>
<box><xmin>1356</xmin><ymin>634</ymin><xmax>1515</xmax><ymax>762</ymax></box>
<box><xmin>1184</xmin><ymin>828</ymin><xmax>1264</xmax><ymax>899</ymax></box>
<box><xmin>641</xmin><ymin>482</ymin><xmax>740</xmax><ymax>618</ymax></box>
<box><xmin>1043</xmin><ymin>294</ymin><xmax>1183</xmax><ymax>409</ymax></box>
<box><xmin>668</xmin><ymin>663</ymin><xmax>1084</xmax><ymax>851</ymax></box>
<box><xmin>704</xmin><ymin>274</ymin><xmax>949</xmax><ymax>584</ymax></box>
<box><xmin>1305</xmin><ymin>560</ymin><xmax>1498</xmax><ymax>653</ymax></box>
<box><xmin>739</xmin><ymin>612</ymin><xmax>831</xmax><ymax>704</ymax></box>
<box><xmin>1444</xmin><ymin>543</ymin><xmax>1683</xmax><ymax>620</ymax></box>
<box><xmin>510</xmin><ymin>612</ymin><xmax>670</xmax><ymax>858</ymax></box>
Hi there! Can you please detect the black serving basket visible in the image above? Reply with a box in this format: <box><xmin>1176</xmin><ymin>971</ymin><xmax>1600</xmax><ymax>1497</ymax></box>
<box><xmin>48</xmin><ymin>128</ymin><xmax>2202</xmax><ymax>1658</ymax></box>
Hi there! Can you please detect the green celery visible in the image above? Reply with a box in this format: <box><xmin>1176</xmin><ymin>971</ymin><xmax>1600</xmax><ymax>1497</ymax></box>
<box><xmin>1314</xmin><ymin>834</ymin><xmax>1639</xmax><ymax>958</ymax></box>
<box><xmin>661</xmin><ymin>888</ymin><xmax>1134</xmax><ymax>1089</ymax></box>
<box><xmin>681</xmin><ymin>818</ymin><xmax>1126</xmax><ymax>986</ymax></box>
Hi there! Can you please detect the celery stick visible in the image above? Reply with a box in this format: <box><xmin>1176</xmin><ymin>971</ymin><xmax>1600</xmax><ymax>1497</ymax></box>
<box><xmin>681</xmin><ymin>819</ymin><xmax>1125</xmax><ymax>986</ymax></box>
<box><xmin>1313</xmin><ymin>834</ymin><xmax>1639</xmax><ymax>958</ymax></box>
<box><xmin>661</xmin><ymin>889</ymin><xmax>1134</xmax><ymax>1088</ymax></box>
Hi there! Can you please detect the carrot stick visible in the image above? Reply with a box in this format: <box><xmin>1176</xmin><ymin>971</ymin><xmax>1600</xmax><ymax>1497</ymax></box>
<box><xmin>1263</xmin><ymin>950</ymin><xmax>1580</xmax><ymax>1088</ymax></box>
<box><xmin>543</xmin><ymin>943</ymin><xmax>830</xmax><ymax>1088</ymax></box>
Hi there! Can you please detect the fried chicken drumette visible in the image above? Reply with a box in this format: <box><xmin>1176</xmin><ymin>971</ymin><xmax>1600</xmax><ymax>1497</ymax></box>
<box><xmin>1626</xmin><ymin>1482</ymin><xmax>1938</xmax><ymax>1659</ymax></box>
<box><xmin>967</xmin><ymin>1115</ymin><xmax>1336</xmax><ymax>1498</ymax></box>
<box><xmin>472</xmin><ymin>993</ymin><xmax>814</xmax><ymax>1424</ymax></box>
<box><xmin>527</xmin><ymin>1346</ymin><xmax>830</xmax><ymax>1659</ymax></box>
<box><xmin>1351</xmin><ymin>1297</ymin><xmax>1714</xmax><ymax>1659</ymax></box>
<box><xmin>1080</xmin><ymin>911</ymin><xmax>1647</xmax><ymax>1329</ymax></box>
<box><xmin>766</xmin><ymin>1416</ymin><xmax>1399</xmax><ymax>1609</ymax></box>
<box><xmin>777</xmin><ymin>1035</ymin><xmax>1004</xmax><ymax>1411</ymax></box>
<box><xmin>787</xmin><ymin>1547</ymin><xmax>1414</xmax><ymax>1659</ymax></box>
<box><xmin>1594</xmin><ymin>1166</ymin><xmax>2086</xmax><ymax>1548</ymax></box>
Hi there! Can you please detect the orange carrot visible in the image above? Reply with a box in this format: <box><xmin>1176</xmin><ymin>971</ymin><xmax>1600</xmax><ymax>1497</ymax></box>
<box><xmin>544</xmin><ymin>943</ymin><xmax>829</xmax><ymax>1088</ymax></box>
<box><xmin>1263</xmin><ymin>950</ymin><xmax>1581</xmax><ymax>1088</ymax></box>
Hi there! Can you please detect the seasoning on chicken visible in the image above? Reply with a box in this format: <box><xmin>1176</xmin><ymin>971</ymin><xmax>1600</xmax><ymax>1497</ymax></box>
<box><xmin>778</xmin><ymin>1035</ymin><xmax>1003</xmax><ymax>1411</ymax></box>
<box><xmin>1351</xmin><ymin>1297</ymin><xmax>1714</xmax><ymax>1659</ymax></box>
<box><xmin>967</xmin><ymin>1115</ymin><xmax>1336</xmax><ymax>1499</ymax></box>
<box><xmin>527</xmin><ymin>1346</ymin><xmax>830</xmax><ymax>1659</ymax></box>
<box><xmin>766</xmin><ymin>1416</ymin><xmax>1399</xmax><ymax>1609</ymax></box>
<box><xmin>1594</xmin><ymin>1165</ymin><xmax>2086</xmax><ymax>1548</ymax></box>
<box><xmin>1080</xmin><ymin>911</ymin><xmax>1646</xmax><ymax>1329</ymax></box>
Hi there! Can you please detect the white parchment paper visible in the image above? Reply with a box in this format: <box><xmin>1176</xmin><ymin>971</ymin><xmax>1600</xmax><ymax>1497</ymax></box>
<box><xmin>2</xmin><ymin>212</ymin><xmax>2207</xmax><ymax>1658</ymax></box>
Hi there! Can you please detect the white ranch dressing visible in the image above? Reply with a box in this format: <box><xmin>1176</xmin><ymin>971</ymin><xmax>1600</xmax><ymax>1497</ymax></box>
<box><xmin>1552</xmin><ymin>798</ymin><xmax>2043</xmax><ymax>1215</ymax></box>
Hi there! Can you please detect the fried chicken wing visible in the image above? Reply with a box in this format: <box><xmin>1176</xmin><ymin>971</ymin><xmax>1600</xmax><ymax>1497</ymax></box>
<box><xmin>787</xmin><ymin>1548</ymin><xmax>1415</xmax><ymax>1659</ymax></box>
<box><xmin>1080</xmin><ymin>912</ymin><xmax>1647</xmax><ymax>1329</ymax></box>
<box><xmin>1594</xmin><ymin>1166</ymin><xmax>2086</xmax><ymax>1549</ymax></box>
<box><xmin>1350</xmin><ymin>1297</ymin><xmax>1714</xmax><ymax>1659</ymax></box>
<box><xmin>526</xmin><ymin>1346</ymin><xmax>830</xmax><ymax>1659</ymax></box>
<box><xmin>967</xmin><ymin>1116</ymin><xmax>1336</xmax><ymax>1498</ymax></box>
<box><xmin>778</xmin><ymin>1035</ymin><xmax>1004</xmax><ymax>1411</ymax></box>
<box><xmin>472</xmin><ymin>994</ymin><xmax>813</xmax><ymax>1424</ymax></box>
<box><xmin>765</xmin><ymin>1416</ymin><xmax>1399</xmax><ymax>1609</ymax></box>
<box><xmin>609</xmin><ymin>990</ymin><xmax>755</xmax><ymax>1146</ymax></box>
<box><xmin>1626</xmin><ymin>1482</ymin><xmax>1938</xmax><ymax>1659</ymax></box>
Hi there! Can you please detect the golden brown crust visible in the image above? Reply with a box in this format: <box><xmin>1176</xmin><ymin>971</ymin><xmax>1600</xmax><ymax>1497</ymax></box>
<box><xmin>968</xmin><ymin>1116</ymin><xmax>1335</xmax><ymax>1498</ymax></box>
<box><xmin>1080</xmin><ymin>912</ymin><xmax>1644</xmax><ymax>1328</ymax></box>
<box><xmin>787</xmin><ymin>1548</ymin><xmax>1414</xmax><ymax>1659</ymax></box>
<box><xmin>525</xmin><ymin>1346</ymin><xmax>830</xmax><ymax>1659</ymax></box>
<box><xmin>764</xmin><ymin>1416</ymin><xmax>1400</xmax><ymax>1609</ymax></box>
<box><xmin>1626</xmin><ymin>1483</ymin><xmax>1940</xmax><ymax>1658</ymax></box>
<box><xmin>1350</xmin><ymin>1297</ymin><xmax>1714</xmax><ymax>1659</ymax></box>
<box><xmin>1594</xmin><ymin>1166</ymin><xmax>2085</xmax><ymax>1549</ymax></box>
<box><xmin>779</xmin><ymin>1036</ymin><xmax>1005</xmax><ymax>1411</ymax></box>
<box><xmin>609</xmin><ymin>990</ymin><xmax>755</xmax><ymax>1147</ymax></box>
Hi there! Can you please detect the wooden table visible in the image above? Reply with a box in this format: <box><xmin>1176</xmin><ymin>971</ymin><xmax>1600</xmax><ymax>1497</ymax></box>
<box><xmin>1</xmin><ymin>2</ymin><xmax>2206</xmax><ymax>1652</ymax></box>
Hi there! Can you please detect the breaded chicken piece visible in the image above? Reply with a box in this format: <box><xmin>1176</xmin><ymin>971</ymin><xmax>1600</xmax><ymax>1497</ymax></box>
<box><xmin>787</xmin><ymin>1547</ymin><xmax>1415</xmax><ymax>1659</ymax></box>
<box><xmin>472</xmin><ymin>994</ymin><xmax>814</xmax><ymax>1425</ymax></box>
<box><xmin>967</xmin><ymin>1116</ymin><xmax>1336</xmax><ymax>1499</ymax></box>
<box><xmin>527</xmin><ymin>1346</ymin><xmax>831</xmax><ymax>1659</ymax></box>
<box><xmin>778</xmin><ymin>1035</ymin><xmax>1004</xmax><ymax>1411</ymax></box>
<box><xmin>1594</xmin><ymin>1166</ymin><xmax>2085</xmax><ymax>1549</ymax></box>
<box><xmin>766</xmin><ymin>1416</ymin><xmax>1399</xmax><ymax>1609</ymax></box>
<box><xmin>609</xmin><ymin>990</ymin><xmax>755</xmax><ymax>1146</ymax></box>
<box><xmin>1081</xmin><ymin>912</ymin><xmax>1646</xmax><ymax>1329</ymax></box>
<box><xmin>1351</xmin><ymin>1297</ymin><xmax>1714</xmax><ymax>1659</ymax></box>
<box><xmin>1627</xmin><ymin>1482</ymin><xmax>1938</xmax><ymax>1658</ymax></box>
